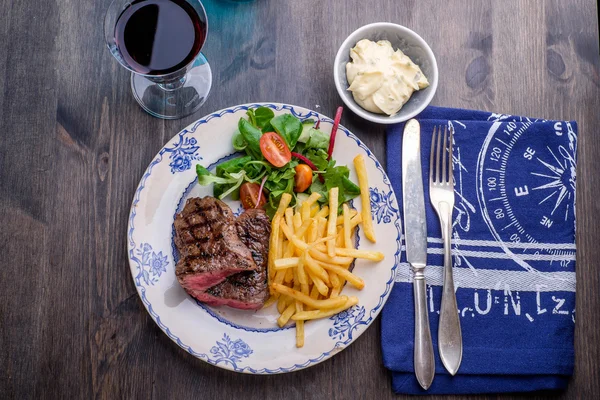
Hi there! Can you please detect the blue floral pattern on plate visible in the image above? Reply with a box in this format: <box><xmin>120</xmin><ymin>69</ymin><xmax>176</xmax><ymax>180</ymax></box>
<box><xmin>165</xmin><ymin>136</ymin><xmax>203</xmax><ymax>173</ymax></box>
<box><xmin>132</xmin><ymin>243</ymin><xmax>168</xmax><ymax>286</ymax></box>
<box><xmin>232</xmin><ymin>204</ymin><xmax>245</xmax><ymax>217</ymax></box>
<box><xmin>370</xmin><ymin>187</ymin><xmax>398</xmax><ymax>224</ymax></box>
<box><xmin>328</xmin><ymin>306</ymin><xmax>367</xmax><ymax>341</ymax></box>
<box><xmin>210</xmin><ymin>334</ymin><xmax>253</xmax><ymax>367</ymax></box>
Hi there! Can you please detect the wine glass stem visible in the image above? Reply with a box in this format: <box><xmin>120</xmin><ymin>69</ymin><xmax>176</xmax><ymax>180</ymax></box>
<box><xmin>158</xmin><ymin>75</ymin><xmax>187</xmax><ymax>91</ymax></box>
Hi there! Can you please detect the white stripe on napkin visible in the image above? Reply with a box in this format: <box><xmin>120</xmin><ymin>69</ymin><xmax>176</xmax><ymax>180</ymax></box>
<box><xmin>426</xmin><ymin>238</ymin><xmax>576</xmax><ymax>250</ymax></box>
<box><xmin>395</xmin><ymin>264</ymin><xmax>576</xmax><ymax>292</ymax></box>
<box><xmin>399</xmin><ymin>246</ymin><xmax>575</xmax><ymax>262</ymax></box>
<box><xmin>425</xmin><ymin>248</ymin><xmax>575</xmax><ymax>261</ymax></box>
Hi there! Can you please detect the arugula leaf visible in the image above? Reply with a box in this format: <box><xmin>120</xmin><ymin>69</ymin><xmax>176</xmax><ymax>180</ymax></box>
<box><xmin>238</xmin><ymin>119</ymin><xmax>263</xmax><ymax>159</ymax></box>
<box><xmin>271</xmin><ymin>114</ymin><xmax>303</xmax><ymax>150</ymax></box>
<box><xmin>254</xmin><ymin>107</ymin><xmax>275</xmax><ymax>130</ymax></box>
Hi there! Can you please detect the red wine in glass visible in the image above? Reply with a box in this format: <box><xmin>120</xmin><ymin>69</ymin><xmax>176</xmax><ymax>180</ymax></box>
<box><xmin>114</xmin><ymin>0</ymin><xmax>207</xmax><ymax>75</ymax></box>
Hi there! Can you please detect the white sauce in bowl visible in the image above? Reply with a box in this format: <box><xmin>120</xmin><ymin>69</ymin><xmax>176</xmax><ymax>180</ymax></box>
<box><xmin>346</xmin><ymin>39</ymin><xmax>429</xmax><ymax>116</ymax></box>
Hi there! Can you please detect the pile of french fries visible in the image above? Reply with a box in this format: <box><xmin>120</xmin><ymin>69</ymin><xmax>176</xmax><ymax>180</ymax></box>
<box><xmin>266</xmin><ymin>155</ymin><xmax>384</xmax><ymax>347</ymax></box>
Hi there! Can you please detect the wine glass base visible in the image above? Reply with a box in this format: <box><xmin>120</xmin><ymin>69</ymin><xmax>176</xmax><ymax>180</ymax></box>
<box><xmin>130</xmin><ymin>54</ymin><xmax>212</xmax><ymax>120</ymax></box>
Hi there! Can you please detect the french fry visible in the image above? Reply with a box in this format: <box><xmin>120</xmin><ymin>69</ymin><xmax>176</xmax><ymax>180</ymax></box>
<box><xmin>274</xmin><ymin>269</ymin><xmax>287</xmax><ymax>286</ymax></box>
<box><xmin>315</xmin><ymin>206</ymin><xmax>329</xmax><ymax>219</ymax></box>
<box><xmin>276</xmin><ymin>193</ymin><xmax>292</xmax><ymax>216</ymax></box>
<box><xmin>306</xmin><ymin>270</ymin><xmax>329</xmax><ymax>296</ymax></box>
<box><xmin>280</xmin><ymin>222</ymin><xmax>337</xmax><ymax>255</ymax></box>
<box><xmin>329</xmin><ymin>270</ymin><xmax>340</xmax><ymax>288</ymax></box>
<box><xmin>293</xmin><ymin>279</ymin><xmax>305</xmax><ymax>347</ymax></box>
<box><xmin>336</xmin><ymin>227</ymin><xmax>344</xmax><ymax>247</ymax></box>
<box><xmin>310</xmin><ymin>205</ymin><xmax>319</xmax><ymax>218</ymax></box>
<box><xmin>285</xmin><ymin>211</ymin><xmax>296</xmax><ymax>256</ymax></box>
<box><xmin>301</xmin><ymin>201</ymin><xmax>310</xmax><ymax>222</ymax></box>
<box><xmin>293</xmin><ymin>263</ymin><xmax>300</xmax><ymax>284</ymax></box>
<box><xmin>283</xmin><ymin>240</ymin><xmax>295</xmax><ymax>258</ymax></box>
<box><xmin>295</xmin><ymin>301</ymin><xmax>305</xmax><ymax>347</ymax></box>
<box><xmin>304</xmin><ymin>284</ymin><xmax>319</xmax><ymax>311</ymax></box>
<box><xmin>285</xmin><ymin>208</ymin><xmax>294</xmax><ymax>232</ymax></box>
<box><xmin>336</xmin><ymin>208</ymin><xmax>358</xmax><ymax>225</ymax></box>
<box><xmin>353</xmin><ymin>155</ymin><xmax>375</xmax><ymax>242</ymax></box>
<box><xmin>297</xmin><ymin>252</ymin><xmax>308</xmax><ymax>285</ymax></box>
<box><xmin>316</xmin><ymin>260</ymin><xmax>365</xmax><ymax>289</ymax></box>
<box><xmin>327</xmin><ymin>188</ymin><xmax>339</xmax><ymax>257</ymax></box>
<box><xmin>317</xmin><ymin>217</ymin><xmax>327</xmax><ymax>239</ymax></box>
<box><xmin>309</xmin><ymin>248</ymin><xmax>354</xmax><ymax>265</ymax></box>
<box><xmin>343</xmin><ymin>204</ymin><xmax>352</xmax><ymax>249</ymax></box>
<box><xmin>329</xmin><ymin>285</ymin><xmax>342</xmax><ymax>298</ymax></box>
<box><xmin>301</xmin><ymin>283</ymin><xmax>310</xmax><ymax>295</ymax></box>
<box><xmin>274</xmin><ymin>257</ymin><xmax>299</xmax><ymax>270</ymax></box>
<box><xmin>295</xmin><ymin>219</ymin><xmax>312</xmax><ymax>239</ymax></box>
<box><xmin>284</xmin><ymin>267</ymin><xmax>294</xmax><ymax>283</ymax></box>
<box><xmin>269</xmin><ymin>215</ymin><xmax>281</xmax><ymax>279</ymax></box>
<box><xmin>335</xmin><ymin>247</ymin><xmax>384</xmax><ymax>261</ymax></box>
<box><xmin>271</xmin><ymin>283</ymin><xmax>347</xmax><ymax>309</ymax></box>
<box><xmin>350</xmin><ymin>212</ymin><xmax>362</xmax><ymax>228</ymax></box>
<box><xmin>278</xmin><ymin>302</ymin><xmax>296</xmax><ymax>327</ymax></box>
<box><xmin>278</xmin><ymin>224</ymin><xmax>285</xmax><ymax>259</ymax></box>
<box><xmin>304</xmin><ymin>253</ymin><xmax>330</xmax><ymax>284</ymax></box>
<box><xmin>277</xmin><ymin>295</ymin><xmax>289</xmax><ymax>313</ymax></box>
<box><xmin>305</xmin><ymin>192</ymin><xmax>322</xmax><ymax>207</ymax></box>
<box><xmin>293</xmin><ymin>212</ymin><xmax>302</xmax><ymax>230</ymax></box>
<box><xmin>291</xmin><ymin>296</ymin><xmax>359</xmax><ymax>321</ymax></box>
<box><xmin>308</xmin><ymin>219</ymin><xmax>318</xmax><ymax>244</ymax></box>
<box><xmin>310</xmin><ymin>284</ymin><xmax>319</xmax><ymax>298</ymax></box>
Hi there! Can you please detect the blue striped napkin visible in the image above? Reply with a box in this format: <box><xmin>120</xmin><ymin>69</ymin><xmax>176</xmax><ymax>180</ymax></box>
<box><xmin>381</xmin><ymin>106</ymin><xmax>577</xmax><ymax>394</ymax></box>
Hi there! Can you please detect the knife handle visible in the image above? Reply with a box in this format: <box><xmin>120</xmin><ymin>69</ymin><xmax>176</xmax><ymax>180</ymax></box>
<box><xmin>413</xmin><ymin>269</ymin><xmax>435</xmax><ymax>390</ymax></box>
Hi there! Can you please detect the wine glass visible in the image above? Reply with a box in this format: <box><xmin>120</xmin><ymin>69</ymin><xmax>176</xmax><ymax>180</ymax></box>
<box><xmin>104</xmin><ymin>0</ymin><xmax>212</xmax><ymax>119</ymax></box>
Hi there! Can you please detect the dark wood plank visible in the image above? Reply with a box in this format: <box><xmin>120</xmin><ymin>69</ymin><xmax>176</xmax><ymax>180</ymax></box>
<box><xmin>0</xmin><ymin>0</ymin><xmax>598</xmax><ymax>399</ymax></box>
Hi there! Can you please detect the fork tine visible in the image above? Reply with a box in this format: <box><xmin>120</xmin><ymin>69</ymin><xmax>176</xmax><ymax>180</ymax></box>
<box><xmin>436</xmin><ymin>125</ymin><xmax>442</xmax><ymax>183</ymax></box>
<box><xmin>449</xmin><ymin>125</ymin><xmax>454</xmax><ymax>185</ymax></box>
<box><xmin>442</xmin><ymin>125</ymin><xmax>448</xmax><ymax>183</ymax></box>
<box><xmin>430</xmin><ymin>126</ymin><xmax>437</xmax><ymax>183</ymax></box>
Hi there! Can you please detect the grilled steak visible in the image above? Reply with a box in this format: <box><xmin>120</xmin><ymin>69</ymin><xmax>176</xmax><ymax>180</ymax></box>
<box><xmin>174</xmin><ymin>197</ymin><xmax>257</xmax><ymax>293</ymax></box>
<box><xmin>191</xmin><ymin>208</ymin><xmax>271</xmax><ymax>310</ymax></box>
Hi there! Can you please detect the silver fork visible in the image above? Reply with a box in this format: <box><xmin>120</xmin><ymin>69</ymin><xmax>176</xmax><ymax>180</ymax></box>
<box><xmin>429</xmin><ymin>125</ymin><xmax>463</xmax><ymax>375</ymax></box>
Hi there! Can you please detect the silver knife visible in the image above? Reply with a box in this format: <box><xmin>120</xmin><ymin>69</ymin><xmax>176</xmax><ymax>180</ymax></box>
<box><xmin>402</xmin><ymin>119</ymin><xmax>435</xmax><ymax>390</ymax></box>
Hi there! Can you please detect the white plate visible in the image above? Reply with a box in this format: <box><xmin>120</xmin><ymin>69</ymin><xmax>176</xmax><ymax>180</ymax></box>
<box><xmin>127</xmin><ymin>103</ymin><xmax>402</xmax><ymax>374</ymax></box>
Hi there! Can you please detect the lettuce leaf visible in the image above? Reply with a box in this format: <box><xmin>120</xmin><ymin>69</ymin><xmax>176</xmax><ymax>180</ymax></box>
<box><xmin>271</xmin><ymin>114</ymin><xmax>303</xmax><ymax>150</ymax></box>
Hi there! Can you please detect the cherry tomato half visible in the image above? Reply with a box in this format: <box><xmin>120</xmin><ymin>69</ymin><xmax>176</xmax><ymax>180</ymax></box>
<box><xmin>260</xmin><ymin>132</ymin><xmax>292</xmax><ymax>167</ymax></box>
<box><xmin>240</xmin><ymin>182</ymin><xmax>267</xmax><ymax>209</ymax></box>
<box><xmin>294</xmin><ymin>164</ymin><xmax>313</xmax><ymax>193</ymax></box>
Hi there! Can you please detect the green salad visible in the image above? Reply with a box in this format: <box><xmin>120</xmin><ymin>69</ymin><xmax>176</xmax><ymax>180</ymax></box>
<box><xmin>196</xmin><ymin>106</ymin><xmax>360</xmax><ymax>217</ymax></box>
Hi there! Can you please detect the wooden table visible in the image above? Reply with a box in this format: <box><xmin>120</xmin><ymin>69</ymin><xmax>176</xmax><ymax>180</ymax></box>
<box><xmin>1</xmin><ymin>0</ymin><xmax>599</xmax><ymax>398</ymax></box>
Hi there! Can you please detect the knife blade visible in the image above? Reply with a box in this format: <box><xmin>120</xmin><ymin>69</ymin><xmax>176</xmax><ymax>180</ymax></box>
<box><xmin>402</xmin><ymin>119</ymin><xmax>435</xmax><ymax>390</ymax></box>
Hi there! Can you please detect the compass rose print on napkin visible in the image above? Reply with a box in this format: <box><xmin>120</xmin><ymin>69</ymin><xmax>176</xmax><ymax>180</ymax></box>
<box><xmin>382</xmin><ymin>106</ymin><xmax>577</xmax><ymax>395</ymax></box>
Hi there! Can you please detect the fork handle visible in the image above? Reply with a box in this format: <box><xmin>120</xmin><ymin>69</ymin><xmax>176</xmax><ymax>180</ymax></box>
<box><xmin>438</xmin><ymin>202</ymin><xmax>463</xmax><ymax>375</ymax></box>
